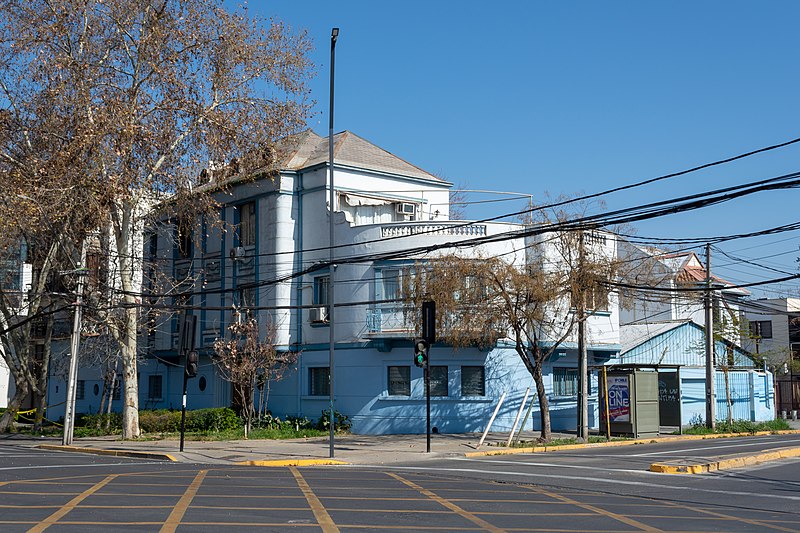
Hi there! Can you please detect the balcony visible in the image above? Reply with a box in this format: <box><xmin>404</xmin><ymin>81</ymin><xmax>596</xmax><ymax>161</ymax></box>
<box><xmin>381</xmin><ymin>222</ymin><xmax>487</xmax><ymax>239</ymax></box>
<box><xmin>366</xmin><ymin>305</ymin><xmax>412</xmax><ymax>337</ymax></box>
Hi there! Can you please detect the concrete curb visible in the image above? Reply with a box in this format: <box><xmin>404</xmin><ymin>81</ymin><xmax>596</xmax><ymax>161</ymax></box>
<box><xmin>236</xmin><ymin>459</ymin><xmax>348</xmax><ymax>467</ymax></box>
<box><xmin>37</xmin><ymin>444</ymin><xmax>177</xmax><ymax>462</ymax></box>
<box><xmin>464</xmin><ymin>429</ymin><xmax>800</xmax><ymax>458</ymax></box>
<box><xmin>650</xmin><ymin>446</ymin><xmax>800</xmax><ymax>474</ymax></box>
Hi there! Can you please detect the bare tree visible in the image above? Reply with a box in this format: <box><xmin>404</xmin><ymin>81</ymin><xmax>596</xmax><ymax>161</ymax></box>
<box><xmin>1</xmin><ymin>0</ymin><xmax>313</xmax><ymax>437</ymax></box>
<box><xmin>404</xmin><ymin>228</ymin><xmax>619</xmax><ymax>441</ymax></box>
<box><xmin>213</xmin><ymin>311</ymin><xmax>296</xmax><ymax>438</ymax></box>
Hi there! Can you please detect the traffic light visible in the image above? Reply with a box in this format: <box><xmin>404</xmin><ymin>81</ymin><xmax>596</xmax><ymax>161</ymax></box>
<box><xmin>185</xmin><ymin>350</ymin><xmax>199</xmax><ymax>378</ymax></box>
<box><xmin>413</xmin><ymin>338</ymin><xmax>429</xmax><ymax>368</ymax></box>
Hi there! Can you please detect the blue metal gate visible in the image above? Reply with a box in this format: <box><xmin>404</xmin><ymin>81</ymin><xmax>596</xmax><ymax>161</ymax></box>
<box><xmin>715</xmin><ymin>371</ymin><xmax>753</xmax><ymax>422</ymax></box>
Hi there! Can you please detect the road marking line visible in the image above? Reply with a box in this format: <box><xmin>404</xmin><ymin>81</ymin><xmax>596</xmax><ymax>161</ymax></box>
<box><xmin>290</xmin><ymin>466</ymin><xmax>340</xmax><ymax>533</ymax></box>
<box><xmin>525</xmin><ymin>485</ymin><xmax>664</xmax><ymax>532</ymax></box>
<box><xmin>27</xmin><ymin>474</ymin><xmax>118</xmax><ymax>532</ymax></box>
<box><xmin>386</xmin><ymin>472</ymin><xmax>507</xmax><ymax>533</ymax></box>
<box><xmin>160</xmin><ymin>469</ymin><xmax>207</xmax><ymax>533</ymax></box>
<box><xmin>0</xmin><ymin>461</ymin><xmax>167</xmax><ymax>472</ymax></box>
<box><xmin>377</xmin><ymin>465</ymin><xmax>800</xmax><ymax>502</ymax></box>
<box><xmin>662</xmin><ymin>499</ymin><xmax>798</xmax><ymax>532</ymax></box>
<box><xmin>456</xmin><ymin>457</ymin><xmax>649</xmax><ymax>474</ymax></box>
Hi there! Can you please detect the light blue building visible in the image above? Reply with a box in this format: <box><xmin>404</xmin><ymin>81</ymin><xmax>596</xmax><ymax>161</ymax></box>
<box><xmin>620</xmin><ymin>320</ymin><xmax>774</xmax><ymax>425</ymax></box>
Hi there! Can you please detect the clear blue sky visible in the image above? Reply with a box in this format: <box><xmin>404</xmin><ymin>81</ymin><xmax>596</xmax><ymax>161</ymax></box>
<box><xmin>256</xmin><ymin>1</ymin><xmax>800</xmax><ymax>298</ymax></box>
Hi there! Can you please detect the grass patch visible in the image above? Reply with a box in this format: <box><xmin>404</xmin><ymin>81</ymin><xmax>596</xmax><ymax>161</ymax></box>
<box><xmin>509</xmin><ymin>435</ymin><xmax>630</xmax><ymax>448</ymax></box>
<box><xmin>682</xmin><ymin>418</ymin><xmax>791</xmax><ymax>436</ymax></box>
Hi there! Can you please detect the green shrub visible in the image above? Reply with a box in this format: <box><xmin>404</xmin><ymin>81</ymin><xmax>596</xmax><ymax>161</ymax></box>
<box><xmin>316</xmin><ymin>410</ymin><xmax>351</xmax><ymax>433</ymax></box>
<box><xmin>139</xmin><ymin>410</ymin><xmax>181</xmax><ymax>433</ymax></box>
<box><xmin>79</xmin><ymin>412</ymin><xmax>123</xmax><ymax>431</ymax></box>
<box><xmin>185</xmin><ymin>408</ymin><xmax>240</xmax><ymax>432</ymax></box>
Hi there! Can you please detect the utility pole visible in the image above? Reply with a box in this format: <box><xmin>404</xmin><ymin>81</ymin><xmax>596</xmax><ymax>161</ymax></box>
<box><xmin>704</xmin><ymin>243</ymin><xmax>716</xmax><ymax>430</ymax></box>
<box><xmin>62</xmin><ymin>240</ymin><xmax>87</xmax><ymax>446</ymax></box>
<box><xmin>577</xmin><ymin>231</ymin><xmax>589</xmax><ymax>442</ymax></box>
<box><xmin>327</xmin><ymin>27</ymin><xmax>339</xmax><ymax>459</ymax></box>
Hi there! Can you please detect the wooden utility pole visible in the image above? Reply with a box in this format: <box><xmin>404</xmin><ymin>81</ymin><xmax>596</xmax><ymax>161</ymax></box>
<box><xmin>704</xmin><ymin>243</ymin><xmax>716</xmax><ymax>429</ymax></box>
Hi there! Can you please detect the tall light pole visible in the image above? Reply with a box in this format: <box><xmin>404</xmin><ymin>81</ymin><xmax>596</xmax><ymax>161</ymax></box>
<box><xmin>327</xmin><ymin>27</ymin><xmax>339</xmax><ymax>459</ymax></box>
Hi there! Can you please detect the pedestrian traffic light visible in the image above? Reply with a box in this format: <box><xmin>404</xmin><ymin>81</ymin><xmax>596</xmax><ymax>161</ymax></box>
<box><xmin>185</xmin><ymin>350</ymin><xmax>199</xmax><ymax>378</ymax></box>
<box><xmin>413</xmin><ymin>338</ymin><xmax>429</xmax><ymax>368</ymax></box>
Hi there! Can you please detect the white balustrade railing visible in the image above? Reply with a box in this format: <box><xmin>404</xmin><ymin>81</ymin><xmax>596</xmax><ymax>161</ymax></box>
<box><xmin>381</xmin><ymin>223</ymin><xmax>487</xmax><ymax>238</ymax></box>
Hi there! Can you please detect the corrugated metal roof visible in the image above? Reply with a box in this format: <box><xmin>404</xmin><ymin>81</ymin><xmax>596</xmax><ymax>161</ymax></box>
<box><xmin>620</xmin><ymin>320</ymin><xmax>755</xmax><ymax>368</ymax></box>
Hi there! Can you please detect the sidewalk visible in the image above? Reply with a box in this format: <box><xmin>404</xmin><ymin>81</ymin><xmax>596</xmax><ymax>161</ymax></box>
<box><xmin>6</xmin><ymin>422</ymin><xmax>800</xmax><ymax>469</ymax></box>
<box><xmin>7</xmin><ymin>431</ymin><xmax>546</xmax><ymax>466</ymax></box>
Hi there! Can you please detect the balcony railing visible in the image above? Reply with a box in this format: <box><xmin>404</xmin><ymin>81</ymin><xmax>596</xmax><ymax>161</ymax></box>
<box><xmin>381</xmin><ymin>223</ymin><xmax>487</xmax><ymax>238</ymax></box>
<box><xmin>366</xmin><ymin>306</ymin><xmax>412</xmax><ymax>335</ymax></box>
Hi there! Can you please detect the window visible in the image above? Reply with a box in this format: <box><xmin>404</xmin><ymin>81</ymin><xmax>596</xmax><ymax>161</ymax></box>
<box><xmin>388</xmin><ymin>366</ymin><xmax>410</xmax><ymax>396</ymax></box>
<box><xmin>236</xmin><ymin>284</ymin><xmax>256</xmax><ymax>310</ymax></box>
<box><xmin>112</xmin><ymin>379</ymin><xmax>121</xmax><ymax>401</ymax></box>
<box><xmin>148</xmin><ymin>375</ymin><xmax>163</xmax><ymax>400</ymax></box>
<box><xmin>76</xmin><ymin>380</ymin><xmax>85</xmax><ymax>400</ymax></box>
<box><xmin>237</xmin><ymin>201</ymin><xmax>256</xmax><ymax>246</ymax></box>
<box><xmin>314</xmin><ymin>276</ymin><xmax>330</xmax><ymax>305</ymax></box>
<box><xmin>585</xmin><ymin>285</ymin><xmax>609</xmax><ymax>312</ymax></box>
<box><xmin>429</xmin><ymin>366</ymin><xmax>448</xmax><ymax>397</ymax></box>
<box><xmin>309</xmin><ymin>367</ymin><xmax>330</xmax><ymax>396</ymax></box>
<box><xmin>461</xmin><ymin>366</ymin><xmax>485</xmax><ymax>396</ymax></box>
<box><xmin>381</xmin><ymin>269</ymin><xmax>401</xmax><ymax>302</ymax></box>
<box><xmin>750</xmin><ymin>320</ymin><xmax>773</xmax><ymax>339</ymax></box>
<box><xmin>792</xmin><ymin>343</ymin><xmax>800</xmax><ymax>362</ymax></box>
<box><xmin>553</xmin><ymin>367</ymin><xmax>578</xmax><ymax>397</ymax></box>
<box><xmin>177</xmin><ymin>220</ymin><xmax>192</xmax><ymax>259</ymax></box>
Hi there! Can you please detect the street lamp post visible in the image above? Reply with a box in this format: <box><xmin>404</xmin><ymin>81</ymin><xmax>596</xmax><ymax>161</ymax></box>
<box><xmin>328</xmin><ymin>27</ymin><xmax>339</xmax><ymax>459</ymax></box>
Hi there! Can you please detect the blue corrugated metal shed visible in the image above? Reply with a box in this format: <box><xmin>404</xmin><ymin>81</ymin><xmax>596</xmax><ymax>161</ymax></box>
<box><xmin>620</xmin><ymin>320</ymin><xmax>754</xmax><ymax>368</ymax></box>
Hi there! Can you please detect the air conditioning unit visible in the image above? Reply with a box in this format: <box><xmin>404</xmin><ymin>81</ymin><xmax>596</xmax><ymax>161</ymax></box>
<box><xmin>230</xmin><ymin>246</ymin><xmax>246</xmax><ymax>260</ymax></box>
<box><xmin>396</xmin><ymin>202</ymin><xmax>416</xmax><ymax>215</ymax></box>
<box><xmin>309</xmin><ymin>306</ymin><xmax>329</xmax><ymax>323</ymax></box>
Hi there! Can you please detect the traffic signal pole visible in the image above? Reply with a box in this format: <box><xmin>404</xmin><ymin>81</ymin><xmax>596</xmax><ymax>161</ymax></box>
<box><xmin>178</xmin><ymin>313</ymin><xmax>197</xmax><ymax>452</ymax></box>
<box><xmin>422</xmin><ymin>301</ymin><xmax>435</xmax><ymax>453</ymax></box>
<box><xmin>425</xmin><ymin>363</ymin><xmax>431</xmax><ymax>453</ymax></box>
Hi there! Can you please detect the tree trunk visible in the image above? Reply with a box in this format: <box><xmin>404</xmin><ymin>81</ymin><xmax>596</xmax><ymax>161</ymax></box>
<box><xmin>121</xmin><ymin>317</ymin><xmax>140</xmax><ymax>439</ymax></box>
<box><xmin>33</xmin><ymin>317</ymin><xmax>53</xmax><ymax>433</ymax></box>
<box><xmin>0</xmin><ymin>378</ymin><xmax>29</xmax><ymax>432</ymax></box>
<box><xmin>724</xmin><ymin>369</ymin><xmax>733</xmax><ymax>426</ymax></box>
<box><xmin>113</xmin><ymin>208</ymin><xmax>141</xmax><ymax>440</ymax></box>
<box><xmin>533</xmin><ymin>359</ymin><xmax>552</xmax><ymax>442</ymax></box>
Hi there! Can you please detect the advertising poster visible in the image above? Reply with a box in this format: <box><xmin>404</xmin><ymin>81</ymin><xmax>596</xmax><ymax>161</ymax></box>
<box><xmin>608</xmin><ymin>375</ymin><xmax>630</xmax><ymax>422</ymax></box>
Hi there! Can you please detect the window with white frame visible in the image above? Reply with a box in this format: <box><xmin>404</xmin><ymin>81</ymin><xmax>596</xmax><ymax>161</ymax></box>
<box><xmin>313</xmin><ymin>276</ymin><xmax>330</xmax><ymax>306</ymax></box>
<box><xmin>381</xmin><ymin>268</ymin><xmax>401</xmax><ymax>302</ymax></box>
<box><xmin>387</xmin><ymin>366</ymin><xmax>410</xmax><ymax>396</ymax></box>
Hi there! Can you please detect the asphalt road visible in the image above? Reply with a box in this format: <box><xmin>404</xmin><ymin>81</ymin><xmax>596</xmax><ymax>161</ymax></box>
<box><xmin>1</xmin><ymin>436</ymin><xmax>800</xmax><ymax>532</ymax></box>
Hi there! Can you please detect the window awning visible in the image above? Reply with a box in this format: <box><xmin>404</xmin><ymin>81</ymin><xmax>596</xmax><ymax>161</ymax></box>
<box><xmin>343</xmin><ymin>193</ymin><xmax>392</xmax><ymax>206</ymax></box>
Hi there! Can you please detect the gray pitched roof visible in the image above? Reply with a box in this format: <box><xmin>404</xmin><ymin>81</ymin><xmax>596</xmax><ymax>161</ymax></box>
<box><xmin>279</xmin><ymin>130</ymin><xmax>442</xmax><ymax>181</ymax></box>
